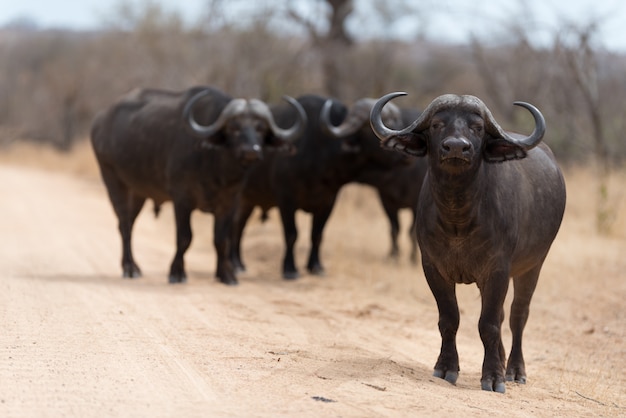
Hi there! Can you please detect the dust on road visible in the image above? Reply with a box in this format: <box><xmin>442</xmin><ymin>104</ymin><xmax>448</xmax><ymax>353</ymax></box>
<box><xmin>0</xmin><ymin>148</ymin><xmax>624</xmax><ymax>417</ymax></box>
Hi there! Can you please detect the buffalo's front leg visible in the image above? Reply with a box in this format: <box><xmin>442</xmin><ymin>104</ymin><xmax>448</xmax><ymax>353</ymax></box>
<box><xmin>214</xmin><ymin>210</ymin><xmax>238</xmax><ymax>286</ymax></box>
<box><xmin>230</xmin><ymin>200</ymin><xmax>255</xmax><ymax>274</ymax></box>
<box><xmin>279</xmin><ymin>205</ymin><xmax>299</xmax><ymax>280</ymax></box>
<box><xmin>478</xmin><ymin>272</ymin><xmax>510</xmax><ymax>393</ymax></box>
<box><xmin>506</xmin><ymin>264</ymin><xmax>541</xmax><ymax>384</ymax></box>
<box><xmin>169</xmin><ymin>202</ymin><xmax>192</xmax><ymax>284</ymax></box>
<box><xmin>423</xmin><ymin>261</ymin><xmax>460</xmax><ymax>385</ymax></box>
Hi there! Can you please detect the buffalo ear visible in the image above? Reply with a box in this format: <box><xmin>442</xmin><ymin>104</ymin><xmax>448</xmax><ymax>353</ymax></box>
<box><xmin>484</xmin><ymin>136</ymin><xmax>527</xmax><ymax>162</ymax></box>
<box><xmin>199</xmin><ymin>132</ymin><xmax>226</xmax><ymax>150</ymax></box>
<box><xmin>380</xmin><ymin>132</ymin><xmax>427</xmax><ymax>157</ymax></box>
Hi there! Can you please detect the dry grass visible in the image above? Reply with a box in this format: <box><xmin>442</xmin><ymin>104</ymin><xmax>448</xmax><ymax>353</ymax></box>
<box><xmin>0</xmin><ymin>139</ymin><xmax>101</xmax><ymax>180</ymax></box>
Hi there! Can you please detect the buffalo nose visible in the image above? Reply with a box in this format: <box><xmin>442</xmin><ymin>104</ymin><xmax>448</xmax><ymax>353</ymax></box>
<box><xmin>240</xmin><ymin>144</ymin><xmax>263</xmax><ymax>162</ymax></box>
<box><xmin>441</xmin><ymin>137</ymin><xmax>471</xmax><ymax>156</ymax></box>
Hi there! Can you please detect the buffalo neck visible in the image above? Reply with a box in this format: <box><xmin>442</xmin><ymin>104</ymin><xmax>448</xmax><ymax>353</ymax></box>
<box><xmin>428</xmin><ymin>163</ymin><xmax>485</xmax><ymax>233</ymax></box>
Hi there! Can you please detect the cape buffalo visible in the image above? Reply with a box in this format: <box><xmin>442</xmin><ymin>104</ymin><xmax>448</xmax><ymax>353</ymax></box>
<box><xmin>231</xmin><ymin>95</ymin><xmax>408</xmax><ymax>279</ymax></box>
<box><xmin>370</xmin><ymin>92</ymin><xmax>566</xmax><ymax>393</ymax></box>
<box><xmin>320</xmin><ymin>99</ymin><xmax>427</xmax><ymax>263</ymax></box>
<box><xmin>90</xmin><ymin>86</ymin><xmax>306</xmax><ymax>285</ymax></box>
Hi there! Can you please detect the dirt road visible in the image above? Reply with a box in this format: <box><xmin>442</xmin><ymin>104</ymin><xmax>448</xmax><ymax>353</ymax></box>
<box><xmin>0</xmin><ymin>150</ymin><xmax>624</xmax><ymax>417</ymax></box>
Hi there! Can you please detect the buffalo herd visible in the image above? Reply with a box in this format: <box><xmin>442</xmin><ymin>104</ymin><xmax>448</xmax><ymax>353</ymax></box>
<box><xmin>91</xmin><ymin>85</ymin><xmax>565</xmax><ymax>393</ymax></box>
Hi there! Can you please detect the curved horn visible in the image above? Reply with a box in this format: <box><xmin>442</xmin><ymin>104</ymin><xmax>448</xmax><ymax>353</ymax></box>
<box><xmin>320</xmin><ymin>99</ymin><xmax>349</xmax><ymax>137</ymax></box>
<box><xmin>320</xmin><ymin>99</ymin><xmax>363</xmax><ymax>137</ymax></box>
<box><xmin>371</xmin><ymin>92</ymin><xmax>546</xmax><ymax>151</ymax></box>
<box><xmin>371</xmin><ymin>93</ymin><xmax>474</xmax><ymax>142</ymax></box>
<box><xmin>249</xmin><ymin>96</ymin><xmax>307</xmax><ymax>142</ymax></box>
<box><xmin>183</xmin><ymin>88</ymin><xmax>246</xmax><ymax>138</ymax></box>
<box><xmin>484</xmin><ymin>101</ymin><xmax>546</xmax><ymax>149</ymax></box>
<box><xmin>322</xmin><ymin>98</ymin><xmax>404</xmax><ymax>138</ymax></box>
<box><xmin>370</xmin><ymin>92</ymin><xmax>431</xmax><ymax>141</ymax></box>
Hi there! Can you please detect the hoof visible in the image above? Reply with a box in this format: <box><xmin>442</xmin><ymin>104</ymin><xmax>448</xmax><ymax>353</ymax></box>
<box><xmin>506</xmin><ymin>374</ymin><xmax>527</xmax><ymax>384</ymax></box>
<box><xmin>308</xmin><ymin>266</ymin><xmax>326</xmax><ymax>277</ymax></box>
<box><xmin>122</xmin><ymin>271</ymin><xmax>141</xmax><ymax>279</ymax></box>
<box><xmin>232</xmin><ymin>260</ymin><xmax>246</xmax><ymax>275</ymax></box>
<box><xmin>122</xmin><ymin>265</ymin><xmax>142</xmax><ymax>279</ymax></box>
<box><xmin>168</xmin><ymin>274</ymin><xmax>188</xmax><ymax>284</ymax></box>
<box><xmin>506</xmin><ymin>366</ymin><xmax>527</xmax><ymax>384</ymax></box>
<box><xmin>283</xmin><ymin>271</ymin><xmax>300</xmax><ymax>280</ymax></box>
<box><xmin>219</xmin><ymin>277</ymin><xmax>239</xmax><ymax>286</ymax></box>
<box><xmin>481</xmin><ymin>378</ymin><xmax>506</xmax><ymax>393</ymax></box>
<box><xmin>433</xmin><ymin>369</ymin><xmax>458</xmax><ymax>385</ymax></box>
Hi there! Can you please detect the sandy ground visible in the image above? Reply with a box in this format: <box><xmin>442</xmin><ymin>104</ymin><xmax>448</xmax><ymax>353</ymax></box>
<box><xmin>0</xmin><ymin>143</ymin><xmax>624</xmax><ymax>417</ymax></box>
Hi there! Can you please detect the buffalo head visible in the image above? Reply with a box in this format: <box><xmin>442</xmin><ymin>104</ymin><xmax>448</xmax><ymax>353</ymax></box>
<box><xmin>183</xmin><ymin>89</ymin><xmax>307</xmax><ymax>162</ymax></box>
<box><xmin>370</xmin><ymin>92</ymin><xmax>545</xmax><ymax>174</ymax></box>
<box><xmin>320</xmin><ymin>97</ymin><xmax>403</xmax><ymax>153</ymax></box>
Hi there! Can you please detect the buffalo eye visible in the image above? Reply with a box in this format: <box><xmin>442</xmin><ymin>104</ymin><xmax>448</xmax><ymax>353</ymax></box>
<box><xmin>470</xmin><ymin>123</ymin><xmax>483</xmax><ymax>135</ymax></box>
<box><xmin>254</xmin><ymin>121</ymin><xmax>267</xmax><ymax>134</ymax></box>
<box><xmin>431</xmin><ymin>121</ymin><xmax>444</xmax><ymax>131</ymax></box>
<box><xmin>225</xmin><ymin>125</ymin><xmax>244</xmax><ymax>139</ymax></box>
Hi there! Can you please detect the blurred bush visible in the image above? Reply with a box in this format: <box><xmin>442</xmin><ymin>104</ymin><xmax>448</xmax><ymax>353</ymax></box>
<box><xmin>0</xmin><ymin>0</ymin><xmax>624</xmax><ymax>167</ymax></box>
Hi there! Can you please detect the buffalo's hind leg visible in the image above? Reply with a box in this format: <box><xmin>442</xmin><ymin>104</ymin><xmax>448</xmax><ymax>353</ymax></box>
<box><xmin>99</xmin><ymin>163</ymin><xmax>145</xmax><ymax>278</ymax></box>
<box><xmin>423</xmin><ymin>261</ymin><xmax>460</xmax><ymax>385</ymax></box>
<box><xmin>506</xmin><ymin>263</ymin><xmax>542</xmax><ymax>384</ymax></box>
<box><xmin>214</xmin><ymin>209</ymin><xmax>238</xmax><ymax>286</ymax></box>
<box><xmin>409</xmin><ymin>208</ymin><xmax>419</xmax><ymax>265</ymax></box>
<box><xmin>169</xmin><ymin>202</ymin><xmax>193</xmax><ymax>284</ymax></box>
<box><xmin>380</xmin><ymin>198</ymin><xmax>401</xmax><ymax>261</ymax></box>
<box><xmin>307</xmin><ymin>204</ymin><xmax>334</xmax><ymax>276</ymax></box>
<box><xmin>120</xmin><ymin>195</ymin><xmax>146</xmax><ymax>278</ymax></box>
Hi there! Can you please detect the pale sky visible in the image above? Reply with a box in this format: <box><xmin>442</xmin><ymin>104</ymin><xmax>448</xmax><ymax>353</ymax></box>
<box><xmin>0</xmin><ymin>0</ymin><xmax>624</xmax><ymax>52</ymax></box>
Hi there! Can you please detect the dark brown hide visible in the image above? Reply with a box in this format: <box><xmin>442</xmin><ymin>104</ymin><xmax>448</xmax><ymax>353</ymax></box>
<box><xmin>90</xmin><ymin>86</ymin><xmax>305</xmax><ymax>285</ymax></box>
<box><xmin>370</xmin><ymin>93</ymin><xmax>566</xmax><ymax>393</ymax></box>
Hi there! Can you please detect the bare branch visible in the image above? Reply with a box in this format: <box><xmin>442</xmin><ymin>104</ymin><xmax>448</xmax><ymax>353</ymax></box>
<box><xmin>285</xmin><ymin>6</ymin><xmax>321</xmax><ymax>45</ymax></box>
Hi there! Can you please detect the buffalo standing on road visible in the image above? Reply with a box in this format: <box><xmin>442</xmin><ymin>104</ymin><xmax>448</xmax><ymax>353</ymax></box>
<box><xmin>90</xmin><ymin>86</ymin><xmax>306</xmax><ymax>284</ymax></box>
<box><xmin>370</xmin><ymin>92</ymin><xmax>566</xmax><ymax>393</ymax></box>
<box><xmin>231</xmin><ymin>95</ymin><xmax>408</xmax><ymax>279</ymax></box>
<box><xmin>320</xmin><ymin>99</ymin><xmax>427</xmax><ymax>263</ymax></box>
